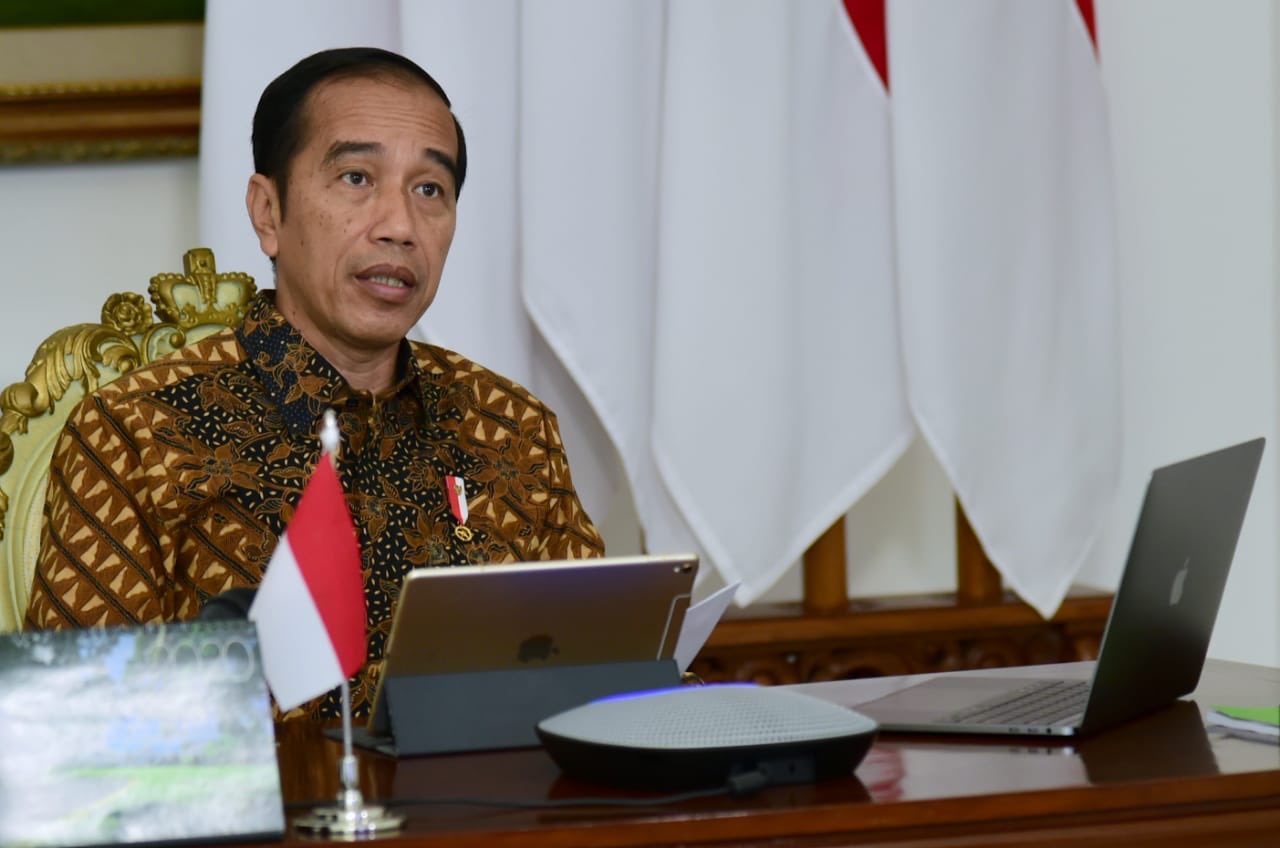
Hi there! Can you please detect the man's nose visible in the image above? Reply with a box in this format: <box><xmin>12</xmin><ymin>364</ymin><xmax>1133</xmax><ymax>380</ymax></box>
<box><xmin>370</xmin><ymin>187</ymin><xmax>415</xmax><ymax>246</ymax></box>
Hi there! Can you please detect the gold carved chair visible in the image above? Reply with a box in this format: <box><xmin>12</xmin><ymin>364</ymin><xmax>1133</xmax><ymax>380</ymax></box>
<box><xmin>0</xmin><ymin>248</ymin><xmax>255</xmax><ymax>632</ymax></box>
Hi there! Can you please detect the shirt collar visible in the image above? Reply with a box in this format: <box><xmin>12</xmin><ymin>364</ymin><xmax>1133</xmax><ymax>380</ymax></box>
<box><xmin>237</xmin><ymin>291</ymin><xmax>421</xmax><ymax>438</ymax></box>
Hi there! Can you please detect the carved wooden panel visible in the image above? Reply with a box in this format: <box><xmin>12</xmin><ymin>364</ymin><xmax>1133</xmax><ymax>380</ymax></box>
<box><xmin>691</xmin><ymin>591</ymin><xmax>1110</xmax><ymax>685</ymax></box>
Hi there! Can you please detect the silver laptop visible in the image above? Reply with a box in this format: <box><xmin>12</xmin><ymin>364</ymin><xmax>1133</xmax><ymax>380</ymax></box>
<box><xmin>368</xmin><ymin>553</ymin><xmax>697</xmax><ymax>736</ymax></box>
<box><xmin>857</xmin><ymin>437</ymin><xmax>1264</xmax><ymax>738</ymax></box>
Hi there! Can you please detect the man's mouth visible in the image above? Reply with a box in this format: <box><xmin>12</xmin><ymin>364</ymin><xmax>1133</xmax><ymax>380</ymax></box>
<box><xmin>357</xmin><ymin>264</ymin><xmax>417</xmax><ymax>289</ymax></box>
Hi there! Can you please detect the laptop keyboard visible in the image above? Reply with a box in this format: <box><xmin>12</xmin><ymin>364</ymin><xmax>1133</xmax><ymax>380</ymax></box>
<box><xmin>943</xmin><ymin>679</ymin><xmax>1090</xmax><ymax>728</ymax></box>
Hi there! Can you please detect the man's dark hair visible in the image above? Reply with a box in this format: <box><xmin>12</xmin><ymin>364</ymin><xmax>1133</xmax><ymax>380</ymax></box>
<box><xmin>252</xmin><ymin>46</ymin><xmax>467</xmax><ymax>216</ymax></box>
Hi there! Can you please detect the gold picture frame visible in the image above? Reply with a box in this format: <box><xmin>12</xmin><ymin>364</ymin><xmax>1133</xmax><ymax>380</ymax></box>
<box><xmin>0</xmin><ymin>9</ymin><xmax>203</xmax><ymax>164</ymax></box>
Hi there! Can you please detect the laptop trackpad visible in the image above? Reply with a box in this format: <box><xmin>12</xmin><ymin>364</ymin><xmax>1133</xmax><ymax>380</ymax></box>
<box><xmin>857</xmin><ymin>677</ymin><xmax>1057</xmax><ymax>724</ymax></box>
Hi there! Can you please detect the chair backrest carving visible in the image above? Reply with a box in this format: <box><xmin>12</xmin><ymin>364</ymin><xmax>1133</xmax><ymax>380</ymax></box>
<box><xmin>0</xmin><ymin>248</ymin><xmax>255</xmax><ymax>631</ymax></box>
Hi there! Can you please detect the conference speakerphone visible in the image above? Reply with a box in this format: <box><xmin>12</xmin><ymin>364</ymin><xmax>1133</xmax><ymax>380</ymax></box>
<box><xmin>536</xmin><ymin>684</ymin><xmax>878</xmax><ymax>792</ymax></box>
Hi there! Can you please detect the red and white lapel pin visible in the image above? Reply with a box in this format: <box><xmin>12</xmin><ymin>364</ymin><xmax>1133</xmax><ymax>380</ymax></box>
<box><xmin>444</xmin><ymin>474</ymin><xmax>472</xmax><ymax>541</ymax></box>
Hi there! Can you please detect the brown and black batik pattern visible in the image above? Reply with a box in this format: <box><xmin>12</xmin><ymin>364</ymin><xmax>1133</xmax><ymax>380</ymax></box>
<box><xmin>25</xmin><ymin>293</ymin><xmax>604</xmax><ymax>719</ymax></box>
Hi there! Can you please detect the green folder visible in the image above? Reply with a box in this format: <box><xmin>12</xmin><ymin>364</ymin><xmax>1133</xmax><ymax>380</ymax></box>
<box><xmin>1208</xmin><ymin>705</ymin><xmax>1280</xmax><ymax>743</ymax></box>
<box><xmin>1212</xmin><ymin>705</ymin><xmax>1280</xmax><ymax>727</ymax></box>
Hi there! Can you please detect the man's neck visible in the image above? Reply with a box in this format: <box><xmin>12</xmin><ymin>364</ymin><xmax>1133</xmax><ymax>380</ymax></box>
<box><xmin>269</xmin><ymin>289</ymin><xmax>402</xmax><ymax>395</ymax></box>
<box><xmin>309</xmin><ymin>337</ymin><xmax>400</xmax><ymax>395</ymax></box>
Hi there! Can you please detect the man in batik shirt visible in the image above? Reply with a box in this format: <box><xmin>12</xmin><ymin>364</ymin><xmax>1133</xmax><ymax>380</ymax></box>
<box><xmin>25</xmin><ymin>48</ymin><xmax>604</xmax><ymax>719</ymax></box>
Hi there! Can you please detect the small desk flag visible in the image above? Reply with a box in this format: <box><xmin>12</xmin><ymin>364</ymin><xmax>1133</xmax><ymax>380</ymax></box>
<box><xmin>250</xmin><ymin>413</ymin><xmax>366</xmax><ymax>711</ymax></box>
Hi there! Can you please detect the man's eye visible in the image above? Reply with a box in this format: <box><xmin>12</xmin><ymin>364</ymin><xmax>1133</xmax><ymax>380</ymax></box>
<box><xmin>415</xmin><ymin>182</ymin><xmax>441</xmax><ymax>198</ymax></box>
<box><xmin>341</xmin><ymin>172</ymin><xmax>368</xmax><ymax>186</ymax></box>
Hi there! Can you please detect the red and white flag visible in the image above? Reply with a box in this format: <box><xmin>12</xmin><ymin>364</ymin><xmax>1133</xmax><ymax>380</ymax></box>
<box><xmin>522</xmin><ymin>0</ymin><xmax>912</xmax><ymax>602</ymax></box>
<box><xmin>249</xmin><ymin>437</ymin><xmax>366</xmax><ymax>711</ymax></box>
<box><xmin>888</xmin><ymin>0</ymin><xmax>1120</xmax><ymax>616</ymax></box>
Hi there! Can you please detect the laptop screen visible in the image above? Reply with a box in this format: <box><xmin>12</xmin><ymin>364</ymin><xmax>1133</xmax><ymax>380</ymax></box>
<box><xmin>0</xmin><ymin>620</ymin><xmax>284</xmax><ymax>847</ymax></box>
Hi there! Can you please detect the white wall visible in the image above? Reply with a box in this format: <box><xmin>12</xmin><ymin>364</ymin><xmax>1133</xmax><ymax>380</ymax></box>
<box><xmin>1086</xmin><ymin>0</ymin><xmax>1280</xmax><ymax>666</ymax></box>
<box><xmin>1</xmin><ymin>0</ymin><xmax>1277</xmax><ymax>666</ymax></box>
<box><xmin>0</xmin><ymin>160</ymin><xmax>201</xmax><ymax>368</ymax></box>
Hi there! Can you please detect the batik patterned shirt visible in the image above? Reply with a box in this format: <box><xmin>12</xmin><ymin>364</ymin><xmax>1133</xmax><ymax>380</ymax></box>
<box><xmin>24</xmin><ymin>293</ymin><xmax>604</xmax><ymax>719</ymax></box>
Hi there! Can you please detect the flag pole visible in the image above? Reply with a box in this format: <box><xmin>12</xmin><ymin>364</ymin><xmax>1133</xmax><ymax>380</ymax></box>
<box><xmin>292</xmin><ymin>678</ymin><xmax>404</xmax><ymax>837</ymax></box>
<box><xmin>339</xmin><ymin>679</ymin><xmax>359</xmax><ymax>807</ymax></box>
<box><xmin>292</xmin><ymin>410</ymin><xmax>404</xmax><ymax>838</ymax></box>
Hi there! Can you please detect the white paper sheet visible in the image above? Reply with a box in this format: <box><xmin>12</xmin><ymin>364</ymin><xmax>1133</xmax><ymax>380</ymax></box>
<box><xmin>674</xmin><ymin>582</ymin><xmax>740</xmax><ymax>672</ymax></box>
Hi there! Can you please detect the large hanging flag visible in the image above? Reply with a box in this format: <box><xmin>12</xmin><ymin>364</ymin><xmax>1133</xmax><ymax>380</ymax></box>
<box><xmin>516</xmin><ymin>0</ymin><xmax>707</xmax><ymax>577</ymax></box>
<box><xmin>249</xmin><ymin>415</ymin><xmax>366</xmax><ymax>711</ymax></box>
<box><xmin>887</xmin><ymin>0</ymin><xmax>1120</xmax><ymax>616</ymax></box>
<box><xmin>647</xmin><ymin>0</ymin><xmax>912</xmax><ymax>600</ymax></box>
<box><xmin>521</xmin><ymin>0</ymin><xmax>913</xmax><ymax>602</ymax></box>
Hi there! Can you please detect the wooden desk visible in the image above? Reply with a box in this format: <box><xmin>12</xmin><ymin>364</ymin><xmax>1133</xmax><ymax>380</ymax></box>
<box><xmin>260</xmin><ymin>660</ymin><xmax>1280</xmax><ymax>847</ymax></box>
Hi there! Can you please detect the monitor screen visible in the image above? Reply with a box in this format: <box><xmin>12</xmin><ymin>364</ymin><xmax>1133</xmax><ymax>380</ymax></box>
<box><xmin>0</xmin><ymin>620</ymin><xmax>284</xmax><ymax>847</ymax></box>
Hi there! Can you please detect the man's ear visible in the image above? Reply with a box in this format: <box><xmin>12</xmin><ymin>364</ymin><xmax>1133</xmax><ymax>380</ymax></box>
<box><xmin>246</xmin><ymin>174</ymin><xmax>282</xmax><ymax>259</ymax></box>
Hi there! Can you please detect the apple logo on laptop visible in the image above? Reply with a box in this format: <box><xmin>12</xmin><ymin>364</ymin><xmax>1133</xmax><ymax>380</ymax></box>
<box><xmin>1169</xmin><ymin>556</ymin><xmax>1190</xmax><ymax>606</ymax></box>
<box><xmin>518</xmin><ymin>634</ymin><xmax>560</xmax><ymax>663</ymax></box>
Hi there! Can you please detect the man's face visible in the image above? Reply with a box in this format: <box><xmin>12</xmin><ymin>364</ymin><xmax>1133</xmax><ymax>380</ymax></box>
<box><xmin>248</xmin><ymin>75</ymin><xmax>459</xmax><ymax>369</ymax></box>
